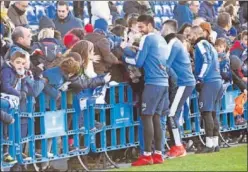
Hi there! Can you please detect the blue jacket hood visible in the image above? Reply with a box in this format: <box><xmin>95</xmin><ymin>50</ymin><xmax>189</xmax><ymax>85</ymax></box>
<box><xmin>2</xmin><ymin>61</ymin><xmax>17</xmax><ymax>74</ymax></box>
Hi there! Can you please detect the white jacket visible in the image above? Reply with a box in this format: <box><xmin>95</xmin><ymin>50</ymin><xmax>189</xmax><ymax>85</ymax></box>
<box><xmin>91</xmin><ymin>1</ymin><xmax>112</xmax><ymax>25</ymax></box>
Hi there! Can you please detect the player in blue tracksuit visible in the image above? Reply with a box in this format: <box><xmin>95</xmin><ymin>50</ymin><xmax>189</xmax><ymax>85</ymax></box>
<box><xmin>161</xmin><ymin>20</ymin><xmax>196</xmax><ymax>158</ymax></box>
<box><xmin>190</xmin><ymin>26</ymin><xmax>223</xmax><ymax>153</ymax></box>
<box><xmin>164</xmin><ymin>34</ymin><xmax>196</xmax><ymax>158</ymax></box>
<box><xmin>123</xmin><ymin>15</ymin><xmax>170</xmax><ymax>166</ymax></box>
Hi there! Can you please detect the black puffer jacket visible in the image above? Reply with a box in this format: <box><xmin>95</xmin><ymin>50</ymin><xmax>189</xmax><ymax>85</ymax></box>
<box><xmin>69</xmin><ymin>74</ymin><xmax>106</xmax><ymax>94</ymax></box>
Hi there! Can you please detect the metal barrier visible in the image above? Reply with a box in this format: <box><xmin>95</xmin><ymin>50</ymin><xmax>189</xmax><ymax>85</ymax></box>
<box><xmin>181</xmin><ymin>89</ymin><xmax>202</xmax><ymax>139</ymax></box>
<box><xmin>1</xmin><ymin>83</ymin><xmax>247</xmax><ymax>171</ymax></box>
<box><xmin>91</xmin><ymin>83</ymin><xmax>139</xmax><ymax>153</ymax></box>
<box><xmin>15</xmin><ymin>92</ymin><xmax>90</xmax><ymax>167</ymax></box>
<box><xmin>180</xmin><ymin>86</ymin><xmax>247</xmax><ymax>146</ymax></box>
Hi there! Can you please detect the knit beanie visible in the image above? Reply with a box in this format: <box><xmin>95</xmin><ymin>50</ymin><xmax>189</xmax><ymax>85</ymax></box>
<box><xmin>39</xmin><ymin>16</ymin><xmax>56</xmax><ymax>31</ymax></box>
<box><xmin>94</xmin><ymin>18</ymin><xmax>108</xmax><ymax>33</ymax></box>
<box><xmin>63</xmin><ymin>33</ymin><xmax>80</xmax><ymax>49</ymax></box>
<box><xmin>10</xmin><ymin>46</ymin><xmax>27</xmax><ymax>58</ymax></box>
<box><xmin>85</xmin><ymin>24</ymin><xmax>94</xmax><ymax>33</ymax></box>
<box><xmin>200</xmin><ymin>22</ymin><xmax>211</xmax><ymax>35</ymax></box>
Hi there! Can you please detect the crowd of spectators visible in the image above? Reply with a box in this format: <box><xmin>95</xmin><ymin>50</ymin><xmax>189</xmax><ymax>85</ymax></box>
<box><xmin>0</xmin><ymin>0</ymin><xmax>247</xmax><ymax>168</ymax></box>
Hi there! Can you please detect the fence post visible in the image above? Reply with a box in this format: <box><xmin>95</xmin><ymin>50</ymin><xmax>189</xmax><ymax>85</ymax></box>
<box><xmin>110</xmin><ymin>87</ymin><xmax>117</xmax><ymax>148</ymax></box>
<box><xmin>27</xmin><ymin>96</ymin><xmax>35</xmax><ymax>160</ymax></box>
<box><xmin>61</xmin><ymin>92</ymin><xmax>69</xmax><ymax>155</ymax></box>
<box><xmin>39</xmin><ymin>93</ymin><xmax>48</xmax><ymax>159</ymax></box>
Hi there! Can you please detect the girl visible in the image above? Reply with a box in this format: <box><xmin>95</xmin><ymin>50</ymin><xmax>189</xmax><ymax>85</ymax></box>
<box><xmin>126</xmin><ymin>13</ymin><xmax>142</xmax><ymax>46</ymax></box>
<box><xmin>70</xmin><ymin>40</ymin><xmax>100</xmax><ymax>78</ymax></box>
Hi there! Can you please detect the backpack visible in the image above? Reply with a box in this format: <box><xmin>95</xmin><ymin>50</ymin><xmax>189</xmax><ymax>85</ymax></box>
<box><xmin>219</xmin><ymin>59</ymin><xmax>232</xmax><ymax>83</ymax></box>
<box><xmin>31</xmin><ymin>40</ymin><xmax>63</xmax><ymax>68</ymax></box>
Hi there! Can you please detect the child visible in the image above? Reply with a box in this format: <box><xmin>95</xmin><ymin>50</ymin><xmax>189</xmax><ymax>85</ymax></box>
<box><xmin>0</xmin><ymin>47</ymin><xmax>27</xmax><ymax>103</ymax></box>
<box><xmin>42</xmin><ymin>56</ymin><xmax>111</xmax><ymax>139</ymax></box>
<box><xmin>230</xmin><ymin>30</ymin><xmax>248</xmax><ymax>80</ymax></box>
<box><xmin>215</xmin><ymin>38</ymin><xmax>233</xmax><ymax>84</ymax></box>
<box><xmin>70</xmin><ymin>40</ymin><xmax>101</xmax><ymax>79</ymax></box>
<box><xmin>43</xmin><ymin>56</ymin><xmax>111</xmax><ymax>109</ymax></box>
<box><xmin>68</xmin><ymin>40</ymin><xmax>112</xmax><ymax>115</ymax></box>
<box><xmin>126</xmin><ymin>13</ymin><xmax>142</xmax><ymax>46</ymax></box>
<box><xmin>0</xmin><ymin>47</ymin><xmax>28</xmax><ymax>164</ymax></box>
<box><xmin>43</xmin><ymin>57</ymin><xmax>102</xmax><ymax>95</ymax></box>
<box><xmin>122</xmin><ymin>43</ymin><xmax>142</xmax><ymax>84</ymax></box>
<box><xmin>189</xmin><ymin>26</ymin><xmax>223</xmax><ymax>153</ymax></box>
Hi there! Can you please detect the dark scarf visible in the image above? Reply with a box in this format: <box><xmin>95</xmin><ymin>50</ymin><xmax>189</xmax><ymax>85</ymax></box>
<box><xmin>14</xmin><ymin>42</ymin><xmax>31</xmax><ymax>53</ymax></box>
<box><xmin>12</xmin><ymin>4</ymin><xmax>26</xmax><ymax>16</ymax></box>
<box><xmin>194</xmin><ymin>37</ymin><xmax>213</xmax><ymax>47</ymax></box>
<box><xmin>164</xmin><ymin>33</ymin><xmax>177</xmax><ymax>43</ymax></box>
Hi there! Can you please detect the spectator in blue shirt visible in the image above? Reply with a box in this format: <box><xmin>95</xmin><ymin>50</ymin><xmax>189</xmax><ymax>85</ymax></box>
<box><xmin>198</xmin><ymin>1</ymin><xmax>217</xmax><ymax>24</ymax></box>
<box><xmin>53</xmin><ymin>1</ymin><xmax>83</xmax><ymax>37</ymax></box>
<box><xmin>213</xmin><ymin>12</ymin><xmax>233</xmax><ymax>46</ymax></box>
<box><xmin>173</xmin><ymin>1</ymin><xmax>194</xmax><ymax>29</ymax></box>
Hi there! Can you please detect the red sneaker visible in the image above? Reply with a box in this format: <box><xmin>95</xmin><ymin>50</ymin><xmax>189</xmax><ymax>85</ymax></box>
<box><xmin>152</xmin><ymin>154</ymin><xmax>164</xmax><ymax>164</ymax></box>
<box><xmin>167</xmin><ymin>145</ymin><xmax>186</xmax><ymax>158</ymax></box>
<box><xmin>166</xmin><ymin>145</ymin><xmax>176</xmax><ymax>157</ymax></box>
<box><xmin>131</xmin><ymin>155</ymin><xmax>153</xmax><ymax>166</ymax></box>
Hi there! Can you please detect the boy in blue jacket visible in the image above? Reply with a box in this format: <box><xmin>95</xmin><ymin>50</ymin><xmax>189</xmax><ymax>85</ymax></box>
<box><xmin>215</xmin><ymin>38</ymin><xmax>233</xmax><ymax>85</ymax></box>
<box><xmin>162</xmin><ymin>20</ymin><xmax>196</xmax><ymax>158</ymax></box>
<box><xmin>0</xmin><ymin>47</ymin><xmax>28</xmax><ymax>164</ymax></box>
<box><xmin>189</xmin><ymin>26</ymin><xmax>223</xmax><ymax>153</ymax></box>
<box><xmin>173</xmin><ymin>1</ymin><xmax>193</xmax><ymax>29</ymax></box>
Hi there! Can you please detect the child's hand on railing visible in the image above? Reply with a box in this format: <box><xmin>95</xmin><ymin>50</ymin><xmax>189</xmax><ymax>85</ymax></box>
<box><xmin>104</xmin><ymin>73</ymin><xmax>112</xmax><ymax>83</ymax></box>
<box><xmin>10</xmin><ymin>118</ymin><xmax>15</xmax><ymax>124</ymax></box>
<box><xmin>58</xmin><ymin>82</ymin><xmax>71</xmax><ymax>92</ymax></box>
